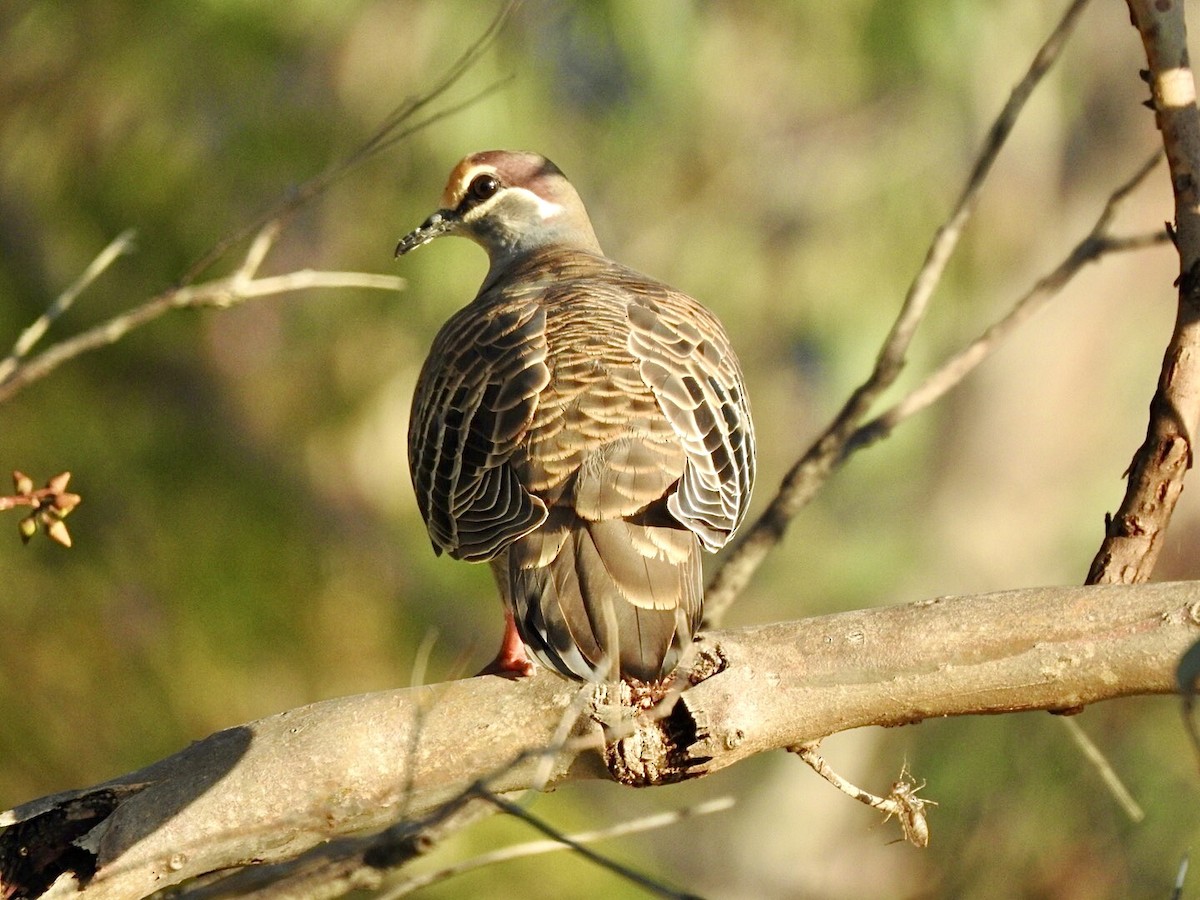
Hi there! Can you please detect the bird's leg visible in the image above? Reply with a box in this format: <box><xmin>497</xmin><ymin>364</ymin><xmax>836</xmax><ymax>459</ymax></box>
<box><xmin>477</xmin><ymin>605</ymin><xmax>536</xmax><ymax>677</ymax></box>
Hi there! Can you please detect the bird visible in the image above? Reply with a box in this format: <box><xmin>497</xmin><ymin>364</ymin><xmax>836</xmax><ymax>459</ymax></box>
<box><xmin>396</xmin><ymin>150</ymin><xmax>755</xmax><ymax>683</ymax></box>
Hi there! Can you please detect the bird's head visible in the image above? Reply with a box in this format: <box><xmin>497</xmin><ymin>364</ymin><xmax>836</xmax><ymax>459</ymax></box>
<box><xmin>394</xmin><ymin>150</ymin><xmax>601</xmax><ymax>272</ymax></box>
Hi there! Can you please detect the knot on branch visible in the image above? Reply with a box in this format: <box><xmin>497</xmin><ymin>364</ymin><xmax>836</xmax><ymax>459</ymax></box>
<box><xmin>598</xmin><ymin>641</ymin><xmax>728</xmax><ymax>787</ymax></box>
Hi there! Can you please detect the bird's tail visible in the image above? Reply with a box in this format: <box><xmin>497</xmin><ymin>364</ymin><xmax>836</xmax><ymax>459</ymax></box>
<box><xmin>497</xmin><ymin>512</ymin><xmax>702</xmax><ymax>681</ymax></box>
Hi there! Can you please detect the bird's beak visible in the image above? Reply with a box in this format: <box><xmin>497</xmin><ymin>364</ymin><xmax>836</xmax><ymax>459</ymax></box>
<box><xmin>394</xmin><ymin>209</ymin><xmax>458</xmax><ymax>258</ymax></box>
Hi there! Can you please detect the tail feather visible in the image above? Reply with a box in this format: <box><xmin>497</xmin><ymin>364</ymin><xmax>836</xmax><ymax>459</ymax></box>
<box><xmin>501</xmin><ymin>514</ymin><xmax>702</xmax><ymax>681</ymax></box>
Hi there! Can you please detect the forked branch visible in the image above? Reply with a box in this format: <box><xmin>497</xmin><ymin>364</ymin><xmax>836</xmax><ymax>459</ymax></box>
<box><xmin>1088</xmin><ymin>0</ymin><xmax>1200</xmax><ymax>584</ymax></box>
<box><xmin>0</xmin><ymin>5</ymin><xmax>516</xmax><ymax>407</ymax></box>
<box><xmin>706</xmin><ymin>0</ymin><xmax>1116</xmax><ymax>623</ymax></box>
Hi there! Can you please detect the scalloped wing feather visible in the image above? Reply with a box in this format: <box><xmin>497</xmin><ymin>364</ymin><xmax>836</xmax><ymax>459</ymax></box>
<box><xmin>409</xmin><ymin>300</ymin><xmax>551</xmax><ymax>561</ymax></box>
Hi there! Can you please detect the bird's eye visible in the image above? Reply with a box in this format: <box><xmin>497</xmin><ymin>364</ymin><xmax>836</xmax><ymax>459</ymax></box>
<box><xmin>467</xmin><ymin>174</ymin><xmax>499</xmax><ymax>203</ymax></box>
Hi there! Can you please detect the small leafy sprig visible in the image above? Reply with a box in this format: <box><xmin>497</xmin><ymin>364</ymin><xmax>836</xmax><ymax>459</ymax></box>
<box><xmin>0</xmin><ymin>471</ymin><xmax>81</xmax><ymax>546</ymax></box>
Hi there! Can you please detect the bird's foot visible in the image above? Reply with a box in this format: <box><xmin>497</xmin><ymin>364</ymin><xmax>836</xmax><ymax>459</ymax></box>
<box><xmin>476</xmin><ymin>647</ymin><xmax>536</xmax><ymax>678</ymax></box>
<box><xmin>476</xmin><ymin>609</ymin><xmax>536</xmax><ymax>678</ymax></box>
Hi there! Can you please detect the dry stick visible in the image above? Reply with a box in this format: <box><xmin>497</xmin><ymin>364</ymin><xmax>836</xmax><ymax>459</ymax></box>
<box><xmin>380</xmin><ymin>797</ymin><xmax>735</xmax><ymax>899</ymax></box>
<box><xmin>0</xmin><ymin>6</ymin><xmax>514</xmax><ymax>406</ymax></box>
<box><xmin>175</xmin><ymin>741</ymin><xmax>696</xmax><ymax>900</ymax></box>
<box><xmin>176</xmin><ymin>2</ymin><xmax>515</xmax><ymax>287</ymax></box>
<box><xmin>831</xmin><ymin>157</ymin><xmax>1165</xmax><ymax>839</ymax></box>
<box><xmin>172</xmin><ymin>793</ymin><xmax>496</xmax><ymax>900</ymax></box>
<box><xmin>0</xmin><ymin>229</ymin><xmax>135</xmax><ymax>385</ymax></box>
<box><xmin>475</xmin><ymin>789</ymin><xmax>703</xmax><ymax>900</ymax></box>
<box><xmin>398</xmin><ymin>628</ymin><xmax>443</xmax><ymax>821</ymax></box>
<box><xmin>703</xmin><ymin>0</ymin><xmax>1093</xmax><ymax>623</ymax></box>
<box><xmin>849</xmin><ymin>153</ymin><xmax>1167</xmax><ymax>455</ymax></box>
<box><xmin>171</xmin><ymin>742</ymin><xmax>557</xmax><ymax>899</ymax></box>
<box><xmin>170</xmin><ymin>715</ymin><xmax>616</xmax><ymax>900</ymax></box>
<box><xmin>0</xmin><ymin>239</ymin><xmax>405</xmax><ymax>405</ymax></box>
<box><xmin>1088</xmin><ymin>1</ymin><xmax>1200</xmax><ymax>584</ymax></box>
<box><xmin>1058</xmin><ymin>716</ymin><xmax>1145</xmax><ymax>823</ymax></box>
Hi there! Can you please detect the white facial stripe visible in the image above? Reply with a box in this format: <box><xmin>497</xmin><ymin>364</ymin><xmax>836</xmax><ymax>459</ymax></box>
<box><xmin>507</xmin><ymin>186</ymin><xmax>564</xmax><ymax>221</ymax></box>
<box><xmin>457</xmin><ymin>178</ymin><xmax>564</xmax><ymax>224</ymax></box>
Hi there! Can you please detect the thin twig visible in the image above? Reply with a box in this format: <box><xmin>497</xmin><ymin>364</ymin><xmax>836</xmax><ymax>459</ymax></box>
<box><xmin>1057</xmin><ymin>716</ymin><xmax>1145</xmax><ymax>822</ymax></box>
<box><xmin>0</xmin><ymin>229</ymin><xmax>135</xmax><ymax>385</ymax></box>
<box><xmin>874</xmin><ymin>0</ymin><xmax>1095</xmax><ymax>390</ymax></box>
<box><xmin>474</xmin><ymin>788</ymin><xmax>703</xmax><ymax>900</ymax></box>
<box><xmin>704</xmin><ymin>0</ymin><xmax>1094</xmax><ymax>624</ymax></box>
<box><xmin>171</xmin><ymin>793</ymin><xmax>495</xmax><ymax>900</ymax></box>
<box><xmin>0</xmin><ymin>4</ymin><xmax>515</xmax><ymax>406</ymax></box>
<box><xmin>848</xmin><ymin>153</ymin><xmax>1166</xmax><ymax>454</ymax></box>
<box><xmin>0</xmin><ymin>267</ymin><xmax>405</xmax><ymax>405</ymax></box>
<box><xmin>398</xmin><ymin>628</ymin><xmax>439</xmax><ymax>820</ymax></box>
<box><xmin>380</xmin><ymin>797</ymin><xmax>735</xmax><ymax>899</ymax></box>
<box><xmin>176</xmin><ymin>3</ymin><xmax>516</xmax><ymax>286</ymax></box>
<box><xmin>173</xmin><ymin>728</ymin><xmax>697</xmax><ymax>900</ymax></box>
<box><xmin>1173</xmin><ymin>855</ymin><xmax>1189</xmax><ymax>900</ymax></box>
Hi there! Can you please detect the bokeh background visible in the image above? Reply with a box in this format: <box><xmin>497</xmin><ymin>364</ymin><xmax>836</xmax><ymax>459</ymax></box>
<box><xmin>1</xmin><ymin>2</ymin><xmax>1197</xmax><ymax>897</ymax></box>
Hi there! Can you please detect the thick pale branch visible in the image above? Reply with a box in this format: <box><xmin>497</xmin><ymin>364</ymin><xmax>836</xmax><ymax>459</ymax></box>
<box><xmin>1090</xmin><ymin>1</ymin><xmax>1200</xmax><ymax>583</ymax></box>
<box><xmin>2</xmin><ymin>582</ymin><xmax>1196</xmax><ymax>899</ymax></box>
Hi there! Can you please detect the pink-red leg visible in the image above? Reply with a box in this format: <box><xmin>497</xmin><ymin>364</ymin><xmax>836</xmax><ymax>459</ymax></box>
<box><xmin>477</xmin><ymin>606</ymin><xmax>536</xmax><ymax>677</ymax></box>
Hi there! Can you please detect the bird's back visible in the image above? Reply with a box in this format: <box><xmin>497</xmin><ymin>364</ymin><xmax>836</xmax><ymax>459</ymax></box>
<box><xmin>410</xmin><ymin>247</ymin><xmax>753</xmax><ymax>681</ymax></box>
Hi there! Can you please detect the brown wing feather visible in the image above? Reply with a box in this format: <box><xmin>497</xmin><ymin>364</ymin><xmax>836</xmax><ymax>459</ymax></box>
<box><xmin>626</xmin><ymin>290</ymin><xmax>755</xmax><ymax>550</ymax></box>
<box><xmin>408</xmin><ymin>299</ymin><xmax>551</xmax><ymax>561</ymax></box>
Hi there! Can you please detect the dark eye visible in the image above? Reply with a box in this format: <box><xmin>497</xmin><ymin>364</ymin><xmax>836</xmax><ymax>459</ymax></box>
<box><xmin>467</xmin><ymin>174</ymin><xmax>499</xmax><ymax>202</ymax></box>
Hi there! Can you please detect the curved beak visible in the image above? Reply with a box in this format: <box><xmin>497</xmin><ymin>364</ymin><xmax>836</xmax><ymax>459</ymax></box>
<box><xmin>394</xmin><ymin>209</ymin><xmax>458</xmax><ymax>258</ymax></box>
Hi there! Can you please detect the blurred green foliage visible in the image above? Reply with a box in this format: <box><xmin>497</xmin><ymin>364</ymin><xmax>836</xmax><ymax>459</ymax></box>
<box><xmin>0</xmin><ymin>1</ymin><xmax>1197</xmax><ymax>897</ymax></box>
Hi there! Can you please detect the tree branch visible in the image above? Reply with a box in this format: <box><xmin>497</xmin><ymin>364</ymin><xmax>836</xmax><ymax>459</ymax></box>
<box><xmin>379</xmin><ymin>798</ymin><xmax>734</xmax><ymax>899</ymax></box>
<box><xmin>704</xmin><ymin>0</ymin><xmax>1093</xmax><ymax>620</ymax></box>
<box><xmin>0</xmin><ymin>3</ymin><xmax>515</xmax><ymax>407</ymax></box>
<box><xmin>1087</xmin><ymin>0</ymin><xmax>1200</xmax><ymax>584</ymax></box>
<box><xmin>2</xmin><ymin>581</ymin><xmax>1195</xmax><ymax>899</ymax></box>
<box><xmin>0</xmin><ymin>222</ymin><xmax>405</xmax><ymax>406</ymax></box>
<box><xmin>846</xmin><ymin>153</ymin><xmax>1167</xmax><ymax>457</ymax></box>
<box><xmin>0</xmin><ymin>230</ymin><xmax>136</xmax><ymax>386</ymax></box>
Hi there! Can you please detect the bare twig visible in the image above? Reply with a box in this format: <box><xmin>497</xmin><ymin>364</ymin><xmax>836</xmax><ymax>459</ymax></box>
<box><xmin>171</xmin><ymin>791</ymin><xmax>497</xmax><ymax>900</ymax></box>
<box><xmin>176</xmin><ymin>3</ymin><xmax>515</xmax><ymax>287</ymax></box>
<box><xmin>1057</xmin><ymin>716</ymin><xmax>1145</xmax><ymax>823</ymax></box>
<box><xmin>0</xmin><ymin>229</ymin><xmax>135</xmax><ymax>385</ymax></box>
<box><xmin>704</xmin><ymin>0</ymin><xmax>1093</xmax><ymax>621</ymax></box>
<box><xmin>873</xmin><ymin>0</ymin><xmax>1094</xmax><ymax>391</ymax></box>
<box><xmin>1088</xmin><ymin>1</ymin><xmax>1200</xmax><ymax>584</ymax></box>
<box><xmin>381</xmin><ymin>797</ymin><xmax>735</xmax><ymax>899</ymax></box>
<box><xmin>0</xmin><ymin>4</ymin><xmax>516</xmax><ymax>406</ymax></box>
<box><xmin>847</xmin><ymin>153</ymin><xmax>1167</xmax><ymax>455</ymax></box>
<box><xmin>791</xmin><ymin>742</ymin><xmax>935</xmax><ymax>848</ymax></box>
<box><xmin>473</xmin><ymin>788</ymin><xmax>702</xmax><ymax>900</ymax></box>
<box><xmin>1173</xmin><ymin>854</ymin><xmax>1190</xmax><ymax>900</ymax></box>
<box><xmin>174</xmin><ymin>737</ymin><xmax>716</xmax><ymax>900</ymax></box>
<box><xmin>0</xmin><ymin>242</ymin><xmax>405</xmax><ymax>405</ymax></box>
